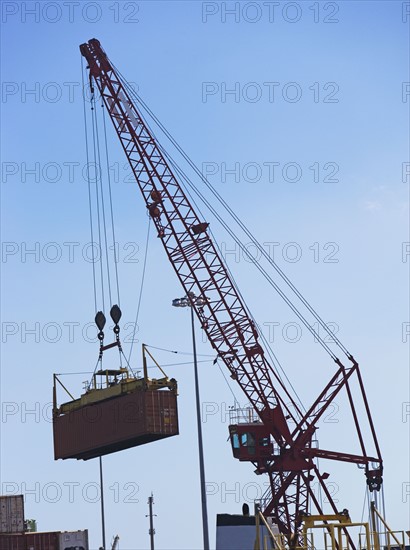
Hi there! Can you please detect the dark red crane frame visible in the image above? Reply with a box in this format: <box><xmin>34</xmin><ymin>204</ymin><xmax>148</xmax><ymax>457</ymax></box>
<box><xmin>80</xmin><ymin>38</ymin><xmax>382</xmax><ymax>540</ymax></box>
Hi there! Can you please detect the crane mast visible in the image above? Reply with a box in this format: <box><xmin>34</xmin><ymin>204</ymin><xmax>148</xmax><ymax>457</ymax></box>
<box><xmin>80</xmin><ymin>38</ymin><xmax>383</xmax><ymax>540</ymax></box>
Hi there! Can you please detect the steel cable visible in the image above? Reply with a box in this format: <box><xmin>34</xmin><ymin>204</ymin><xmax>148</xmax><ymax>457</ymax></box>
<box><xmin>92</xmin><ymin>96</ymin><xmax>113</xmax><ymax>308</ymax></box>
<box><xmin>90</xmin><ymin>94</ymin><xmax>106</xmax><ymax>312</ymax></box>
<box><xmin>101</xmin><ymin>98</ymin><xmax>121</xmax><ymax>308</ymax></box>
<box><xmin>117</xmin><ymin>70</ymin><xmax>351</xmax><ymax>359</ymax></box>
<box><xmin>81</xmin><ymin>57</ymin><xmax>98</xmax><ymax>314</ymax></box>
<box><xmin>127</xmin><ymin>218</ymin><xmax>151</xmax><ymax>365</ymax></box>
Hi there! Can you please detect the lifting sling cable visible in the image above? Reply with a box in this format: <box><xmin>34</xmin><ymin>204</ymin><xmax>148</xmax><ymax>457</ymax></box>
<box><xmin>92</xmin><ymin>95</ymin><xmax>113</xmax><ymax>308</ymax></box>
<box><xmin>92</xmin><ymin>95</ymin><xmax>125</xmax><ymax>369</ymax></box>
<box><xmin>90</xmin><ymin>92</ymin><xmax>106</xmax><ymax>313</ymax></box>
<box><xmin>82</xmin><ymin>57</ymin><xmax>106</xmax><ymax>380</ymax></box>
<box><xmin>82</xmin><ymin>58</ymin><xmax>126</xmax><ymax>376</ymax></box>
<box><xmin>81</xmin><ymin>56</ymin><xmax>98</xmax><ymax>314</ymax></box>
<box><xmin>83</xmin><ymin>55</ymin><xmax>122</xmax><ymax>314</ymax></box>
<box><xmin>101</xmin><ymin>97</ymin><xmax>121</xmax><ymax>308</ymax></box>
<box><xmin>117</xmin><ymin>70</ymin><xmax>351</xmax><ymax>359</ymax></box>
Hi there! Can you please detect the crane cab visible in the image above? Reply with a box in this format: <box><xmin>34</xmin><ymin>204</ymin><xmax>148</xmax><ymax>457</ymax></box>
<box><xmin>229</xmin><ymin>423</ymin><xmax>274</xmax><ymax>463</ymax></box>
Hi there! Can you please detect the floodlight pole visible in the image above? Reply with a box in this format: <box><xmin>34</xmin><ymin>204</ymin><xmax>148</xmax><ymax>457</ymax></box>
<box><xmin>172</xmin><ymin>293</ymin><xmax>210</xmax><ymax>550</ymax></box>
<box><xmin>148</xmin><ymin>493</ymin><xmax>155</xmax><ymax>550</ymax></box>
<box><xmin>99</xmin><ymin>456</ymin><xmax>106</xmax><ymax>550</ymax></box>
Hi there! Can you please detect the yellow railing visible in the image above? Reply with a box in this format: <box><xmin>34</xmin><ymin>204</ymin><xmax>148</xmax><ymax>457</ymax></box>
<box><xmin>258</xmin><ymin>527</ymin><xmax>408</xmax><ymax>550</ymax></box>
<box><xmin>254</xmin><ymin>503</ymin><xmax>409</xmax><ymax>550</ymax></box>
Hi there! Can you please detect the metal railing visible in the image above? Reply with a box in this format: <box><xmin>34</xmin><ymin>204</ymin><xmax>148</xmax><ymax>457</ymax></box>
<box><xmin>229</xmin><ymin>406</ymin><xmax>261</xmax><ymax>424</ymax></box>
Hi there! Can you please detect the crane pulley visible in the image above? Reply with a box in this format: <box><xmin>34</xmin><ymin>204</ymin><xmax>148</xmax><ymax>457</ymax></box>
<box><xmin>79</xmin><ymin>38</ymin><xmax>383</xmax><ymax>541</ymax></box>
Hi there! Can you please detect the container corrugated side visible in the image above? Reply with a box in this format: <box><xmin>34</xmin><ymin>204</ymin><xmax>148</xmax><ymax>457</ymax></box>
<box><xmin>0</xmin><ymin>496</ymin><xmax>24</xmax><ymax>534</ymax></box>
<box><xmin>53</xmin><ymin>389</ymin><xmax>178</xmax><ymax>460</ymax></box>
<box><xmin>0</xmin><ymin>532</ymin><xmax>59</xmax><ymax>550</ymax></box>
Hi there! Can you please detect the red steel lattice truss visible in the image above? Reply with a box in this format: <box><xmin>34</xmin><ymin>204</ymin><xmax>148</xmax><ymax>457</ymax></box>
<box><xmin>80</xmin><ymin>38</ymin><xmax>383</xmax><ymax>540</ymax></box>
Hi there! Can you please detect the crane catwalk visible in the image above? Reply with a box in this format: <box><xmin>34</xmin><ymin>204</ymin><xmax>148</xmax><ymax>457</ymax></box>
<box><xmin>80</xmin><ymin>38</ymin><xmax>383</xmax><ymax>541</ymax></box>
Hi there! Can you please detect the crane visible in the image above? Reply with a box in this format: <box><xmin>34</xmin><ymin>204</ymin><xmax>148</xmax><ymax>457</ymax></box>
<box><xmin>79</xmin><ymin>38</ymin><xmax>383</xmax><ymax>543</ymax></box>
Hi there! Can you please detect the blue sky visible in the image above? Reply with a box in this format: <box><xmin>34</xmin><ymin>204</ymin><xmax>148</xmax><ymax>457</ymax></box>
<box><xmin>1</xmin><ymin>1</ymin><xmax>409</xmax><ymax>549</ymax></box>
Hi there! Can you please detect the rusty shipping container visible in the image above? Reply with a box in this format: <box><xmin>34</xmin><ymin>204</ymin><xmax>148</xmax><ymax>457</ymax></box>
<box><xmin>0</xmin><ymin>532</ymin><xmax>59</xmax><ymax>550</ymax></box>
<box><xmin>53</xmin><ymin>389</ymin><xmax>179</xmax><ymax>460</ymax></box>
<box><xmin>0</xmin><ymin>496</ymin><xmax>24</xmax><ymax>534</ymax></box>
